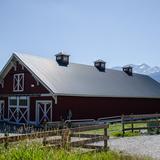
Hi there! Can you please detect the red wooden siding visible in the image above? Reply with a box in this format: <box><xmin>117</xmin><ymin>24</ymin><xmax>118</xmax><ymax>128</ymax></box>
<box><xmin>0</xmin><ymin>61</ymin><xmax>49</xmax><ymax>95</ymax></box>
<box><xmin>52</xmin><ymin>96</ymin><xmax>160</xmax><ymax>121</ymax></box>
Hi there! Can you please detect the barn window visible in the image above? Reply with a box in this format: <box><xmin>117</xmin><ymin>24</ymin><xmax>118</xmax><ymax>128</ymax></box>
<box><xmin>63</xmin><ymin>56</ymin><xmax>68</xmax><ymax>62</ymax></box>
<box><xmin>13</xmin><ymin>73</ymin><xmax>24</xmax><ymax>92</ymax></box>
<box><xmin>9</xmin><ymin>97</ymin><xmax>17</xmax><ymax>106</ymax></box>
<box><xmin>19</xmin><ymin>97</ymin><xmax>28</xmax><ymax>106</ymax></box>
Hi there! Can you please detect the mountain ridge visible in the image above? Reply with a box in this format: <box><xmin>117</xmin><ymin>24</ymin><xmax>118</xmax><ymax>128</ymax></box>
<box><xmin>112</xmin><ymin>63</ymin><xmax>160</xmax><ymax>82</ymax></box>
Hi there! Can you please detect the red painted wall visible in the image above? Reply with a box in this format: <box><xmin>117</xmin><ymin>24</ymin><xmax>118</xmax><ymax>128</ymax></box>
<box><xmin>52</xmin><ymin>96</ymin><xmax>160</xmax><ymax>120</ymax></box>
<box><xmin>0</xmin><ymin>61</ymin><xmax>49</xmax><ymax>95</ymax></box>
<box><xmin>1</xmin><ymin>60</ymin><xmax>160</xmax><ymax>123</ymax></box>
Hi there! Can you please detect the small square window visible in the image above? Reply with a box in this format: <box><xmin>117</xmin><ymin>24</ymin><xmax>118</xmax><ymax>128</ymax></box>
<box><xmin>10</xmin><ymin>99</ymin><xmax>17</xmax><ymax>106</ymax></box>
<box><xmin>101</xmin><ymin>63</ymin><xmax>105</xmax><ymax>68</ymax></box>
<box><xmin>19</xmin><ymin>98</ymin><xmax>28</xmax><ymax>106</ymax></box>
<box><xmin>63</xmin><ymin>56</ymin><xmax>68</xmax><ymax>61</ymax></box>
<box><xmin>56</xmin><ymin>56</ymin><xmax>62</xmax><ymax>60</ymax></box>
<box><xmin>95</xmin><ymin>63</ymin><xmax>99</xmax><ymax>66</ymax></box>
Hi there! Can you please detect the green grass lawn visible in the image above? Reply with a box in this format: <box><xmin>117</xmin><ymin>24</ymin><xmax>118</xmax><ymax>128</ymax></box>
<box><xmin>79</xmin><ymin>123</ymin><xmax>147</xmax><ymax>137</ymax></box>
<box><xmin>0</xmin><ymin>142</ymin><xmax>151</xmax><ymax>160</ymax></box>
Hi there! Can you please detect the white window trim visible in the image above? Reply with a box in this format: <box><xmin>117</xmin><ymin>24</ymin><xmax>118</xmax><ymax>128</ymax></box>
<box><xmin>8</xmin><ymin>96</ymin><xmax>29</xmax><ymax>124</ymax></box>
<box><xmin>9</xmin><ymin>96</ymin><xmax>29</xmax><ymax>107</ymax></box>
<box><xmin>13</xmin><ymin>73</ymin><xmax>24</xmax><ymax>92</ymax></box>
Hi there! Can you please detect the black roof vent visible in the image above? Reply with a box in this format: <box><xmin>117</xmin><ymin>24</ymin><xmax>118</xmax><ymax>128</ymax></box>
<box><xmin>123</xmin><ymin>65</ymin><xmax>133</xmax><ymax>76</ymax></box>
<box><xmin>55</xmin><ymin>52</ymin><xmax>70</xmax><ymax>66</ymax></box>
<box><xmin>94</xmin><ymin>59</ymin><xmax>106</xmax><ymax>72</ymax></box>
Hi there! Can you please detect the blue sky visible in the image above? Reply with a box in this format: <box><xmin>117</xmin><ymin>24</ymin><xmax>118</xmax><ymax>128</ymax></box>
<box><xmin>0</xmin><ymin>0</ymin><xmax>160</xmax><ymax>70</ymax></box>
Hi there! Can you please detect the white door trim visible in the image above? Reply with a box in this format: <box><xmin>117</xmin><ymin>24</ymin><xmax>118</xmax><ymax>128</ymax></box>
<box><xmin>36</xmin><ymin>100</ymin><xmax>52</xmax><ymax>125</ymax></box>
<box><xmin>0</xmin><ymin>100</ymin><xmax>4</xmax><ymax>121</ymax></box>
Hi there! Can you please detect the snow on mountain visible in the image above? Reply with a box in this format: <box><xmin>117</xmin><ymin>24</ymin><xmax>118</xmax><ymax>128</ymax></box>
<box><xmin>112</xmin><ymin>64</ymin><xmax>160</xmax><ymax>82</ymax></box>
<box><xmin>150</xmin><ymin>72</ymin><xmax>160</xmax><ymax>82</ymax></box>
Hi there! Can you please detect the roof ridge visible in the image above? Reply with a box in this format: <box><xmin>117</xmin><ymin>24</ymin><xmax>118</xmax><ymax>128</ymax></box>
<box><xmin>13</xmin><ymin>52</ymin><xmax>126</xmax><ymax>74</ymax></box>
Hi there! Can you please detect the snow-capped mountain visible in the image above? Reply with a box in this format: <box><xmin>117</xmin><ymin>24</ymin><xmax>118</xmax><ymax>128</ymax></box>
<box><xmin>112</xmin><ymin>63</ymin><xmax>160</xmax><ymax>82</ymax></box>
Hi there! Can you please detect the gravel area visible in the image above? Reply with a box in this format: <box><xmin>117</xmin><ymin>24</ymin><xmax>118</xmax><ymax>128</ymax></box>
<box><xmin>89</xmin><ymin>135</ymin><xmax>160</xmax><ymax>159</ymax></box>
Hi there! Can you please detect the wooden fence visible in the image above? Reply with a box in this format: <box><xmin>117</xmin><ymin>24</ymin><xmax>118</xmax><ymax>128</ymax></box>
<box><xmin>122</xmin><ymin>114</ymin><xmax>160</xmax><ymax>135</ymax></box>
<box><xmin>0</xmin><ymin>124</ymin><xmax>109</xmax><ymax>151</ymax></box>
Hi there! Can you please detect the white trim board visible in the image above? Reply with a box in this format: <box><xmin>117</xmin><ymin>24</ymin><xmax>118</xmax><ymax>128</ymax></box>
<box><xmin>36</xmin><ymin>100</ymin><xmax>52</xmax><ymax>125</ymax></box>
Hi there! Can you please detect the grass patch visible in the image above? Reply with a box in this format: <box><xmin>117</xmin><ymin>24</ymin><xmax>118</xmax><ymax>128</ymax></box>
<box><xmin>79</xmin><ymin>123</ymin><xmax>146</xmax><ymax>137</ymax></box>
<box><xmin>0</xmin><ymin>142</ymin><xmax>151</xmax><ymax>160</ymax></box>
<box><xmin>112</xmin><ymin>131</ymin><xmax>140</xmax><ymax>137</ymax></box>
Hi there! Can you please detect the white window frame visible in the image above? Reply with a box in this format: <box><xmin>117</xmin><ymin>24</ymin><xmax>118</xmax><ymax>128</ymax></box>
<box><xmin>13</xmin><ymin>73</ymin><xmax>24</xmax><ymax>92</ymax></box>
<box><xmin>8</xmin><ymin>96</ymin><xmax>29</xmax><ymax>124</ymax></box>
<box><xmin>56</xmin><ymin>56</ymin><xmax>62</xmax><ymax>60</ymax></box>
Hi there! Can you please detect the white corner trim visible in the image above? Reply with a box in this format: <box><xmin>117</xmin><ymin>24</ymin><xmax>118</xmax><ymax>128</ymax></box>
<box><xmin>53</xmin><ymin>95</ymin><xmax>57</xmax><ymax>104</ymax></box>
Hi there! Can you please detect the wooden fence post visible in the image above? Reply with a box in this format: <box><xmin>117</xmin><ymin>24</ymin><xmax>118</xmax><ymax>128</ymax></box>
<box><xmin>156</xmin><ymin>117</ymin><xmax>159</xmax><ymax>134</ymax></box>
<box><xmin>131</xmin><ymin>114</ymin><xmax>134</xmax><ymax>133</ymax></box>
<box><xmin>4</xmin><ymin>132</ymin><xmax>9</xmax><ymax>149</ymax></box>
<box><xmin>42</xmin><ymin>134</ymin><xmax>47</xmax><ymax>146</ymax></box>
<box><xmin>104</xmin><ymin>124</ymin><xmax>109</xmax><ymax>150</ymax></box>
<box><xmin>62</xmin><ymin>128</ymin><xmax>71</xmax><ymax>150</ymax></box>
<box><xmin>121</xmin><ymin>115</ymin><xmax>125</xmax><ymax>136</ymax></box>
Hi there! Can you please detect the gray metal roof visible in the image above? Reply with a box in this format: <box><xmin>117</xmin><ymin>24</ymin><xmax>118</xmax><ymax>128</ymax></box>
<box><xmin>3</xmin><ymin>53</ymin><xmax>160</xmax><ymax>98</ymax></box>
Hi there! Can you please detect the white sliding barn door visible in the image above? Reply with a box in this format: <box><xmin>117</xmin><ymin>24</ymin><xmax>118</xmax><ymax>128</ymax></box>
<box><xmin>36</xmin><ymin>101</ymin><xmax>52</xmax><ymax>125</ymax></box>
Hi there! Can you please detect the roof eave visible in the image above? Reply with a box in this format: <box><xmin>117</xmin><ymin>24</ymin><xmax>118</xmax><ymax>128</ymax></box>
<box><xmin>54</xmin><ymin>93</ymin><xmax>160</xmax><ymax>99</ymax></box>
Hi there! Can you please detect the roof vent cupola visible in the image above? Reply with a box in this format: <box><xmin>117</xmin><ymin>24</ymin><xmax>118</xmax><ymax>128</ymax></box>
<box><xmin>123</xmin><ymin>66</ymin><xmax>133</xmax><ymax>76</ymax></box>
<box><xmin>94</xmin><ymin>59</ymin><xmax>106</xmax><ymax>72</ymax></box>
<box><xmin>55</xmin><ymin>52</ymin><xmax>70</xmax><ymax>66</ymax></box>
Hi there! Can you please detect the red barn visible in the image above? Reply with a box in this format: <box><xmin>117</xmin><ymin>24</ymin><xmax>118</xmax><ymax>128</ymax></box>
<box><xmin>0</xmin><ymin>52</ymin><xmax>160</xmax><ymax>125</ymax></box>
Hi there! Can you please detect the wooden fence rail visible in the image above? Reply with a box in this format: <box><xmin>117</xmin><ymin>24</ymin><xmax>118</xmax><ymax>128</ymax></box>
<box><xmin>122</xmin><ymin>114</ymin><xmax>160</xmax><ymax>135</ymax></box>
<box><xmin>61</xmin><ymin>124</ymin><xmax>109</xmax><ymax>150</ymax></box>
<box><xmin>0</xmin><ymin>124</ymin><xmax>109</xmax><ymax>151</ymax></box>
